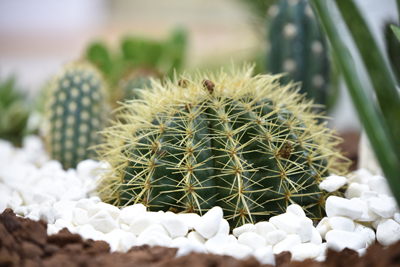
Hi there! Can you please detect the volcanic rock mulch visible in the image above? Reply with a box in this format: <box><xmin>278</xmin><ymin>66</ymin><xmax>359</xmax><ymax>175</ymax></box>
<box><xmin>1</xmin><ymin>208</ymin><xmax>399</xmax><ymax>267</ymax></box>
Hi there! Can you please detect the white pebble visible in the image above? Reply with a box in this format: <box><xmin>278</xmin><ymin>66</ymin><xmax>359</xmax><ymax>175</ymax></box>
<box><xmin>119</xmin><ymin>204</ymin><xmax>147</xmax><ymax>225</ymax></box>
<box><xmin>266</xmin><ymin>230</ymin><xmax>287</xmax><ymax>245</ymax></box>
<box><xmin>255</xmin><ymin>221</ymin><xmax>276</xmax><ymax>239</ymax></box>
<box><xmin>360</xmin><ymin>191</ymin><xmax>379</xmax><ymax>202</ymax></box>
<box><xmin>269</xmin><ymin>213</ymin><xmax>300</xmax><ymax>235</ymax></box>
<box><xmin>328</xmin><ymin>216</ymin><xmax>355</xmax><ymax>232</ymax></box>
<box><xmin>376</xmin><ymin>219</ymin><xmax>400</xmax><ymax>246</ymax></box>
<box><xmin>119</xmin><ymin>232</ymin><xmax>137</xmax><ymax>253</ymax></box>
<box><xmin>177</xmin><ymin>213</ymin><xmax>201</xmax><ymax>230</ymax></box>
<box><xmin>368</xmin><ymin>175</ymin><xmax>392</xmax><ymax>196</ymax></box>
<box><xmin>222</xmin><ymin>243</ymin><xmax>253</xmax><ymax>260</ymax></box>
<box><xmin>204</xmin><ymin>233</ymin><xmax>230</xmax><ymax>254</ymax></box>
<box><xmin>138</xmin><ymin>224</ymin><xmax>169</xmax><ymax>238</ymax></box>
<box><xmin>87</xmin><ymin>202</ymin><xmax>121</xmax><ymax>220</ymax></box>
<box><xmin>137</xmin><ymin>232</ymin><xmax>172</xmax><ymax>247</ymax></box>
<box><xmin>253</xmin><ymin>246</ymin><xmax>275</xmax><ymax>266</ymax></box>
<box><xmin>394</xmin><ymin>213</ymin><xmax>400</xmax><ymax>224</ymax></box>
<box><xmin>193</xmin><ymin>207</ymin><xmax>223</xmax><ymax>239</ymax></box>
<box><xmin>129</xmin><ymin>214</ymin><xmax>159</xmax><ymax>236</ymax></box>
<box><xmin>228</xmin><ymin>234</ymin><xmax>238</xmax><ymax>243</ymax></box>
<box><xmin>54</xmin><ymin>218</ymin><xmax>75</xmax><ymax>232</ymax></box>
<box><xmin>316</xmin><ymin>218</ymin><xmax>332</xmax><ymax>240</ymax></box>
<box><xmin>72</xmin><ymin>207</ymin><xmax>88</xmax><ymax>226</ymax></box>
<box><xmin>7</xmin><ymin>191</ymin><xmax>23</xmax><ymax>210</ymax></box>
<box><xmin>175</xmin><ymin>241</ymin><xmax>207</xmax><ymax>257</ymax></box>
<box><xmin>39</xmin><ymin>203</ymin><xmax>56</xmax><ymax>224</ymax></box>
<box><xmin>161</xmin><ymin>212</ymin><xmax>188</xmax><ymax>239</ymax></box>
<box><xmin>345</xmin><ymin>183</ymin><xmax>370</xmax><ymax>199</ymax></box>
<box><xmin>53</xmin><ymin>200</ymin><xmax>77</xmax><ymax>221</ymax></box>
<box><xmin>326</xmin><ymin>196</ymin><xmax>363</xmax><ymax>220</ymax></box>
<box><xmin>232</xmin><ymin>223</ymin><xmax>257</xmax><ymax>237</ymax></box>
<box><xmin>350</xmin><ymin>198</ymin><xmax>378</xmax><ymax>222</ymax></box>
<box><xmin>325</xmin><ymin>230</ymin><xmax>366</xmax><ymax>251</ymax></box>
<box><xmin>290</xmin><ymin>243</ymin><xmax>321</xmax><ymax>261</ymax></box>
<box><xmin>348</xmin><ymin>169</ymin><xmax>373</xmax><ymax>184</ymax></box>
<box><xmin>319</xmin><ymin>175</ymin><xmax>347</xmax><ymax>192</ymax></box>
<box><xmin>238</xmin><ymin>232</ymin><xmax>267</xmax><ymax>250</ymax></box>
<box><xmin>76</xmin><ymin>159</ymin><xmax>102</xmax><ymax>180</ymax></box>
<box><xmin>169</xmin><ymin>237</ymin><xmax>189</xmax><ymax>248</ymax></box>
<box><xmin>187</xmin><ymin>231</ymin><xmax>206</xmax><ymax>244</ymax></box>
<box><xmin>103</xmin><ymin>229</ymin><xmax>126</xmax><ymax>252</ymax></box>
<box><xmin>286</xmin><ymin>204</ymin><xmax>306</xmax><ymax>217</ymax></box>
<box><xmin>120</xmin><ymin>223</ymin><xmax>130</xmax><ymax>231</ymax></box>
<box><xmin>309</xmin><ymin>227</ymin><xmax>322</xmax><ymax>245</ymax></box>
<box><xmin>366</xmin><ymin>197</ymin><xmax>396</xmax><ymax>218</ymax></box>
<box><xmin>273</xmin><ymin>234</ymin><xmax>301</xmax><ymax>254</ymax></box>
<box><xmin>354</xmin><ymin>223</ymin><xmax>375</xmax><ymax>246</ymax></box>
<box><xmin>86</xmin><ymin>209</ymin><xmax>119</xmax><ymax>233</ymax></box>
<box><xmin>33</xmin><ymin>192</ymin><xmax>57</xmax><ymax>205</ymax></box>
<box><xmin>75</xmin><ymin>198</ymin><xmax>96</xmax><ymax>211</ymax></box>
<box><xmin>78</xmin><ymin>224</ymin><xmax>104</xmax><ymax>240</ymax></box>
<box><xmin>47</xmin><ymin>224</ymin><xmax>59</xmax><ymax>235</ymax></box>
<box><xmin>217</xmin><ymin>219</ymin><xmax>229</xmax><ymax>235</ymax></box>
<box><xmin>297</xmin><ymin>217</ymin><xmax>313</xmax><ymax>242</ymax></box>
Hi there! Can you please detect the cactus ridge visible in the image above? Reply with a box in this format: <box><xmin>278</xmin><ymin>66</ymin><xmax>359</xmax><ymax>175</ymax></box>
<box><xmin>45</xmin><ymin>62</ymin><xmax>108</xmax><ymax>169</ymax></box>
<box><xmin>97</xmin><ymin>65</ymin><xmax>349</xmax><ymax>227</ymax></box>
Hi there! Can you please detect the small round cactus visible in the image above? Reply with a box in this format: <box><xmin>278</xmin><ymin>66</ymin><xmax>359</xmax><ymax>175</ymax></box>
<box><xmin>268</xmin><ymin>0</ymin><xmax>331</xmax><ymax>108</ymax></box>
<box><xmin>97</xmin><ymin>65</ymin><xmax>349</xmax><ymax>227</ymax></box>
<box><xmin>44</xmin><ymin>62</ymin><xmax>109</xmax><ymax>169</ymax></box>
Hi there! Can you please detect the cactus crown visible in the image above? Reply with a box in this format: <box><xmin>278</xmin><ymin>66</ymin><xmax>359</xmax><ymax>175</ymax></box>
<box><xmin>44</xmin><ymin>62</ymin><xmax>109</xmax><ymax>169</ymax></box>
<box><xmin>97</xmin><ymin>65</ymin><xmax>349</xmax><ymax>227</ymax></box>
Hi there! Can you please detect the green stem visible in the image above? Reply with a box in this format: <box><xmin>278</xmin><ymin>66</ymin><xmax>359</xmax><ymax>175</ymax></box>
<box><xmin>311</xmin><ymin>0</ymin><xmax>400</xmax><ymax>206</ymax></box>
<box><xmin>335</xmin><ymin>0</ymin><xmax>400</xmax><ymax>162</ymax></box>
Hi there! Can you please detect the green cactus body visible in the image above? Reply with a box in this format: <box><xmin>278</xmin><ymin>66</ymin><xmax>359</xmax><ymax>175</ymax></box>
<box><xmin>97</xmin><ymin>66</ymin><xmax>349</xmax><ymax>227</ymax></box>
<box><xmin>268</xmin><ymin>0</ymin><xmax>330</xmax><ymax>107</ymax></box>
<box><xmin>45</xmin><ymin>62</ymin><xmax>108</xmax><ymax>169</ymax></box>
<box><xmin>118</xmin><ymin>68</ymin><xmax>161</xmax><ymax>102</ymax></box>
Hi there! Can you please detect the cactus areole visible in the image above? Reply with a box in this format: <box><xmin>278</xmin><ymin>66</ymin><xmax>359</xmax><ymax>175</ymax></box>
<box><xmin>97</xmin><ymin>66</ymin><xmax>348</xmax><ymax>227</ymax></box>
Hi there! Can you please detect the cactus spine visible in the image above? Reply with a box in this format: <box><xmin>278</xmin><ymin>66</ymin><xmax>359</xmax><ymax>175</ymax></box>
<box><xmin>268</xmin><ymin>0</ymin><xmax>330</xmax><ymax>108</ymax></box>
<box><xmin>45</xmin><ymin>62</ymin><xmax>108</xmax><ymax>169</ymax></box>
<box><xmin>97</xmin><ymin>66</ymin><xmax>349</xmax><ymax>227</ymax></box>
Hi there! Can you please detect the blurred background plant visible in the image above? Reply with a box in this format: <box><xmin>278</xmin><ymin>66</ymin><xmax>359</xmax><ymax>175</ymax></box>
<box><xmin>311</xmin><ymin>0</ymin><xmax>400</xmax><ymax>206</ymax></box>
<box><xmin>0</xmin><ymin>77</ymin><xmax>30</xmax><ymax>146</ymax></box>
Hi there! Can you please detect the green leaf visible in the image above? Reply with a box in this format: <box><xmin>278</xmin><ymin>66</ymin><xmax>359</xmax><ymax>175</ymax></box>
<box><xmin>390</xmin><ymin>24</ymin><xmax>400</xmax><ymax>42</ymax></box>
<box><xmin>311</xmin><ymin>0</ymin><xmax>400</xmax><ymax>206</ymax></box>
<box><xmin>334</xmin><ymin>0</ymin><xmax>400</xmax><ymax>162</ymax></box>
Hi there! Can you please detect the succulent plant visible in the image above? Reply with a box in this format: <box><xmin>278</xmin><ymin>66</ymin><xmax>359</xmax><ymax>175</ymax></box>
<box><xmin>0</xmin><ymin>77</ymin><xmax>30</xmax><ymax>146</ymax></box>
<box><xmin>44</xmin><ymin>62</ymin><xmax>109</xmax><ymax>169</ymax></box>
<box><xmin>267</xmin><ymin>0</ymin><xmax>332</xmax><ymax>109</ymax></box>
<box><xmin>97</xmin><ymin>65</ymin><xmax>349</xmax><ymax>227</ymax></box>
<box><xmin>385</xmin><ymin>22</ymin><xmax>400</xmax><ymax>83</ymax></box>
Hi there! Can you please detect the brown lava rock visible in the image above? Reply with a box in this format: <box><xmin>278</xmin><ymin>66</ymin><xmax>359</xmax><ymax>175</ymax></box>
<box><xmin>1</xmin><ymin>208</ymin><xmax>400</xmax><ymax>267</ymax></box>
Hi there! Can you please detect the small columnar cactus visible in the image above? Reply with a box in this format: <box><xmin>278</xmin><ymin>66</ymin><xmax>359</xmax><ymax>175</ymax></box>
<box><xmin>268</xmin><ymin>0</ymin><xmax>330</xmax><ymax>108</ymax></box>
<box><xmin>97</xmin><ymin>65</ymin><xmax>349</xmax><ymax>227</ymax></box>
<box><xmin>44</xmin><ymin>62</ymin><xmax>108</xmax><ymax>169</ymax></box>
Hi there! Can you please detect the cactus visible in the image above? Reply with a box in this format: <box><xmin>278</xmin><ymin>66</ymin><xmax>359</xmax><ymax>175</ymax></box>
<box><xmin>0</xmin><ymin>76</ymin><xmax>30</xmax><ymax>146</ymax></box>
<box><xmin>268</xmin><ymin>0</ymin><xmax>331</xmax><ymax>109</ymax></box>
<box><xmin>117</xmin><ymin>68</ymin><xmax>162</xmax><ymax>104</ymax></box>
<box><xmin>97</xmin><ymin>65</ymin><xmax>349</xmax><ymax>227</ymax></box>
<box><xmin>44</xmin><ymin>62</ymin><xmax>108</xmax><ymax>169</ymax></box>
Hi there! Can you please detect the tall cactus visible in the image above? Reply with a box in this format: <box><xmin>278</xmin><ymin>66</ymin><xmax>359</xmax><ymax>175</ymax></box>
<box><xmin>97</xmin><ymin>65</ymin><xmax>349</xmax><ymax>227</ymax></box>
<box><xmin>268</xmin><ymin>0</ymin><xmax>331</xmax><ymax>108</ymax></box>
<box><xmin>44</xmin><ymin>62</ymin><xmax>108</xmax><ymax>169</ymax></box>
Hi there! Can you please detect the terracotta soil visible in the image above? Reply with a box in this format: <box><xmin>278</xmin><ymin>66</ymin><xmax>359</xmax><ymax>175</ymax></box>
<box><xmin>1</xmin><ymin>209</ymin><xmax>400</xmax><ymax>267</ymax></box>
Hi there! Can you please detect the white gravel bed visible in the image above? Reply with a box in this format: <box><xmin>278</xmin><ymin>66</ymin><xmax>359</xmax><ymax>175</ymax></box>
<box><xmin>1</xmin><ymin>135</ymin><xmax>400</xmax><ymax>265</ymax></box>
